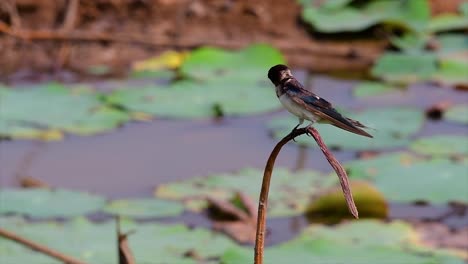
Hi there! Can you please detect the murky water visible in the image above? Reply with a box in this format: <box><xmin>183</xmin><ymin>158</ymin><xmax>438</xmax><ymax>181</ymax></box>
<box><xmin>1</xmin><ymin>74</ymin><xmax>467</xmax><ymax>244</ymax></box>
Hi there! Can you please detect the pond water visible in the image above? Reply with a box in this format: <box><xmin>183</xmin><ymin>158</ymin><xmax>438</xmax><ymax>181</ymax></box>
<box><xmin>1</xmin><ymin>73</ymin><xmax>467</xmax><ymax>245</ymax></box>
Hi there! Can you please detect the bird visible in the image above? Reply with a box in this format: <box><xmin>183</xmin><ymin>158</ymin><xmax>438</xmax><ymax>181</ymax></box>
<box><xmin>267</xmin><ymin>64</ymin><xmax>373</xmax><ymax>138</ymax></box>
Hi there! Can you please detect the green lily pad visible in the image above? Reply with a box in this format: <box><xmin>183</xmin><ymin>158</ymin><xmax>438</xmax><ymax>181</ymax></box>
<box><xmin>344</xmin><ymin>152</ymin><xmax>422</xmax><ymax>180</ymax></box>
<box><xmin>106</xmin><ymin>44</ymin><xmax>283</xmax><ymax>119</ymax></box>
<box><xmin>155</xmin><ymin>168</ymin><xmax>336</xmax><ymax>217</ymax></box>
<box><xmin>222</xmin><ymin>220</ymin><xmax>464</xmax><ymax>264</ymax></box>
<box><xmin>301</xmin><ymin>0</ymin><xmax>430</xmax><ymax>33</ymax></box>
<box><xmin>410</xmin><ymin>135</ymin><xmax>468</xmax><ymax>156</ymax></box>
<box><xmin>436</xmin><ymin>34</ymin><xmax>468</xmax><ymax>55</ymax></box>
<box><xmin>432</xmin><ymin>59</ymin><xmax>468</xmax><ymax>87</ymax></box>
<box><xmin>306</xmin><ymin>180</ymin><xmax>388</xmax><ymax>222</ymax></box>
<box><xmin>375</xmin><ymin>159</ymin><xmax>468</xmax><ymax>204</ymax></box>
<box><xmin>353</xmin><ymin>81</ymin><xmax>401</xmax><ymax>97</ymax></box>
<box><xmin>269</xmin><ymin>107</ymin><xmax>424</xmax><ymax>150</ymax></box>
<box><xmin>103</xmin><ymin>198</ymin><xmax>184</xmax><ymax>218</ymax></box>
<box><xmin>390</xmin><ymin>32</ymin><xmax>429</xmax><ymax>53</ymax></box>
<box><xmin>445</xmin><ymin>104</ymin><xmax>468</xmax><ymax>124</ymax></box>
<box><xmin>429</xmin><ymin>14</ymin><xmax>468</xmax><ymax>33</ymax></box>
<box><xmin>371</xmin><ymin>53</ymin><xmax>438</xmax><ymax>84</ymax></box>
<box><xmin>0</xmin><ymin>188</ymin><xmax>106</xmax><ymax>218</ymax></box>
<box><xmin>341</xmin><ymin>152</ymin><xmax>467</xmax><ymax>204</ymax></box>
<box><xmin>0</xmin><ymin>83</ymin><xmax>129</xmax><ymax>140</ymax></box>
<box><xmin>180</xmin><ymin>44</ymin><xmax>284</xmax><ymax>81</ymax></box>
<box><xmin>0</xmin><ymin>217</ymin><xmax>239</xmax><ymax>264</ymax></box>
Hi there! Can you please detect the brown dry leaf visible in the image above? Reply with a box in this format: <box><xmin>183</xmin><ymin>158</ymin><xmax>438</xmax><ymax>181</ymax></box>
<box><xmin>207</xmin><ymin>192</ymin><xmax>257</xmax><ymax>244</ymax></box>
<box><xmin>19</xmin><ymin>176</ymin><xmax>49</xmax><ymax>188</ymax></box>
<box><xmin>426</xmin><ymin>100</ymin><xmax>453</xmax><ymax>120</ymax></box>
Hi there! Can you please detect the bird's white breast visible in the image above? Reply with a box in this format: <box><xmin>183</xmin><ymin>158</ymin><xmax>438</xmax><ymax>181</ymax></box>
<box><xmin>278</xmin><ymin>93</ymin><xmax>318</xmax><ymax>122</ymax></box>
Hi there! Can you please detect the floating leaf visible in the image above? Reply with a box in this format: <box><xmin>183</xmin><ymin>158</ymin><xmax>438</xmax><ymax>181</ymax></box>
<box><xmin>0</xmin><ymin>189</ymin><xmax>105</xmax><ymax>218</ymax></box>
<box><xmin>131</xmin><ymin>50</ymin><xmax>187</xmax><ymax>79</ymax></box>
<box><xmin>436</xmin><ymin>34</ymin><xmax>468</xmax><ymax>55</ymax></box>
<box><xmin>353</xmin><ymin>81</ymin><xmax>401</xmax><ymax>98</ymax></box>
<box><xmin>445</xmin><ymin>104</ymin><xmax>468</xmax><ymax>124</ymax></box>
<box><xmin>374</xmin><ymin>159</ymin><xmax>468</xmax><ymax>204</ymax></box>
<box><xmin>306</xmin><ymin>180</ymin><xmax>388</xmax><ymax>222</ymax></box>
<box><xmin>342</xmin><ymin>152</ymin><xmax>467</xmax><ymax>204</ymax></box>
<box><xmin>180</xmin><ymin>44</ymin><xmax>284</xmax><ymax>81</ymax></box>
<box><xmin>0</xmin><ymin>217</ymin><xmax>239</xmax><ymax>264</ymax></box>
<box><xmin>107</xmin><ymin>44</ymin><xmax>283</xmax><ymax>118</ymax></box>
<box><xmin>432</xmin><ymin>59</ymin><xmax>468</xmax><ymax>87</ymax></box>
<box><xmin>371</xmin><ymin>53</ymin><xmax>437</xmax><ymax>84</ymax></box>
<box><xmin>155</xmin><ymin>168</ymin><xmax>336</xmax><ymax>217</ymax></box>
<box><xmin>429</xmin><ymin>14</ymin><xmax>468</xmax><ymax>33</ymax></box>
<box><xmin>269</xmin><ymin>107</ymin><xmax>424</xmax><ymax>150</ymax></box>
<box><xmin>301</xmin><ymin>0</ymin><xmax>430</xmax><ymax>33</ymax></box>
<box><xmin>410</xmin><ymin>135</ymin><xmax>468</xmax><ymax>156</ymax></box>
<box><xmin>344</xmin><ymin>152</ymin><xmax>422</xmax><ymax>180</ymax></box>
<box><xmin>0</xmin><ymin>84</ymin><xmax>129</xmax><ymax>139</ymax></box>
<box><xmin>104</xmin><ymin>198</ymin><xmax>184</xmax><ymax>218</ymax></box>
<box><xmin>222</xmin><ymin>220</ymin><xmax>464</xmax><ymax>264</ymax></box>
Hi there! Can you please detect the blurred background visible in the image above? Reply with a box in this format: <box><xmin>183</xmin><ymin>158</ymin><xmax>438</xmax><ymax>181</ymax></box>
<box><xmin>0</xmin><ymin>0</ymin><xmax>467</xmax><ymax>263</ymax></box>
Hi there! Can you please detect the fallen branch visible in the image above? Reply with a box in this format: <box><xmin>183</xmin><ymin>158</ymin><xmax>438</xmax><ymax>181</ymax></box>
<box><xmin>0</xmin><ymin>228</ymin><xmax>87</xmax><ymax>264</ymax></box>
<box><xmin>254</xmin><ymin>126</ymin><xmax>358</xmax><ymax>264</ymax></box>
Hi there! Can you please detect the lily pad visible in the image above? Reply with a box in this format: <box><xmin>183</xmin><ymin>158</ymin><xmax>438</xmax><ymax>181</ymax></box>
<box><xmin>410</xmin><ymin>135</ymin><xmax>468</xmax><ymax>156</ymax></box>
<box><xmin>353</xmin><ymin>81</ymin><xmax>401</xmax><ymax>98</ymax></box>
<box><xmin>222</xmin><ymin>220</ymin><xmax>464</xmax><ymax>264</ymax></box>
<box><xmin>0</xmin><ymin>188</ymin><xmax>106</xmax><ymax>218</ymax></box>
<box><xmin>269</xmin><ymin>107</ymin><xmax>424</xmax><ymax>150</ymax></box>
<box><xmin>432</xmin><ymin>59</ymin><xmax>468</xmax><ymax>87</ymax></box>
<box><xmin>445</xmin><ymin>104</ymin><xmax>468</xmax><ymax>124</ymax></box>
<box><xmin>343</xmin><ymin>152</ymin><xmax>422</xmax><ymax>180</ymax></box>
<box><xmin>436</xmin><ymin>34</ymin><xmax>468</xmax><ymax>55</ymax></box>
<box><xmin>306</xmin><ymin>180</ymin><xmax>388</xmax><ymax>222</ymax></box>
<box><xmin>0</xmin><ymin>83</ymin><xmax>129</xmax><ymax>140</ymax></box>
<box><xmin>341</xmin><ymin>152</ymin><xmax>467</xmax><ymax>204</ymax></box>
<box><xmin>155</xmin><ymin>168</ymin><xmax>336</xmax><ymax>217</ymax></box>
<box><xmin>180</xmin><ymin>44</ymin><xmax>284</xmax><ymax>81</ymax></box>
<box><xmin>107</xmin><ymin>44</ymin><xmax>283</xmax><ymax>119</ymax></box>
<box><xmin>371</xmin><ymin>53</ymin><xmax>438</xmax><ymax>84</ymax></box>
<box><xmin>130</xmin><ymin>50</ymin><xmax>187</xmax><ymax>79</ymax></box>
<box><xmin>374</xmin><ymin>159</ymin><xmax>468</xmax><ymax>204</ymax></box>
<box><xmin>103</xmin><ymin>198</ymin><xmax>184</xmax><ymax>218</ymax></box>
<box><xmin>301</xmin><ymin>0</ymin><xmax>430</xmax><ymax>33</ymax></box>
<box><xmin>0</xmin><ymin>217</ymin><xmax>239</xmax><ymax>264</ymax></box>
<box><xmin>429</xmin><ymin>14</ymin><xmax>468</xmax><ymax>33</ymax></box>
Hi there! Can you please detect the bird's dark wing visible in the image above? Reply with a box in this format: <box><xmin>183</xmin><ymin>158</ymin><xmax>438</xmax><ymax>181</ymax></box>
<box><xmin>284</xmin><ymin>81</ymin><xmax>373</xmax><ymax>138</ymax></box>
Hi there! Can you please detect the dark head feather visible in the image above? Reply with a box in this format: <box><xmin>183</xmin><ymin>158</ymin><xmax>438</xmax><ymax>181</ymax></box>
<box><xmin>268</xmin><ymin>64</ymin><xmax>290</xmax><ymax>86</ymax></box>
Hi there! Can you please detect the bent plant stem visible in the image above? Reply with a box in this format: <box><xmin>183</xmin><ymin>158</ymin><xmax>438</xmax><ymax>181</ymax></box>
<box><xmin>254</xmin><ymin>126</ymin><xmax>358</xmax><ymax>264</ymax></box>
<box><xmin>254</xmin><ymin>127</ymin><xmax>308</xmax><ymax>264</ymax></box>
<box><xmin>0</xmin><ymin>228</ymin><xmax>87</xmax><ymax>264</ymax></box>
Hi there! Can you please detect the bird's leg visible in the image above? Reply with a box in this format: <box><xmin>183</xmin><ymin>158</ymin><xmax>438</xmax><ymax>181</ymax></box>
<box><xmin>292</xmin><ymin>118</ymin><xmax>304</xmax><ymax>142</ymax></box>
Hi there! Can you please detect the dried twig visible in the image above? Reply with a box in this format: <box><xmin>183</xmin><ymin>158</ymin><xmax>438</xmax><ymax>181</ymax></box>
<box><xmin>307</xmin><ymin>127</ymin><xmax>358</xmax><ymax>218</ymax></box>
<box><xmin>61</xmin><ymin>0</ymin><xmax>79</xmax><ymax>32</ymax></box>
<box><xmin>254</xmin><ymin>126</ymin><xmax>358</xmax><ymax>264</ymax></box>
<box><xmin>0</xmin><ymin>228</ymin><xmax>87</xmax><ymax>264</ymax></box>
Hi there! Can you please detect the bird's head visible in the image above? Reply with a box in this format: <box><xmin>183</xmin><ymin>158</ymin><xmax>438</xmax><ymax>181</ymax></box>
<box><xmin>267</xmin><ymin>64</ymin><xmax>292</xmax><ymax>86</ymax></box>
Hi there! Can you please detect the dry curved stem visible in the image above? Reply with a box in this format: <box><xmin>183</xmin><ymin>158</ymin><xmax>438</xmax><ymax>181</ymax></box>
<box><xmin>0</xmin><ymin>228</ymin><xmax>87</xmax><ymax>264</ymax></box>
<box><xmin>254</xmin><ymin>126</ymin><xmax>358</xmax><ymax>264</ymax></box>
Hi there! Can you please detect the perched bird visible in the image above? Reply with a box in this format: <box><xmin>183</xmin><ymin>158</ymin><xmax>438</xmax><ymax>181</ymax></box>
<box><xmin>268</xmin><ymin>64</ymin><xmax>373</xmax><ymax>138</ymax></box>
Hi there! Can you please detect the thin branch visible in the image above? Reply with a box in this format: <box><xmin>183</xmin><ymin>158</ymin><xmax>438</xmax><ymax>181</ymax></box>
<box><xmin>254</xmin><ymin>126</ymin><xmax>358</xmax><ymax>264</ymax></box>
<box><xmin>307</xmin><ymin>126</ymin><xmax>358</xmax><ymax>218</ymax></box>
<box><xmin>0</xmin><ymin>228</ymin><xmax>87</xmax><ymax>264</ymax></box>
